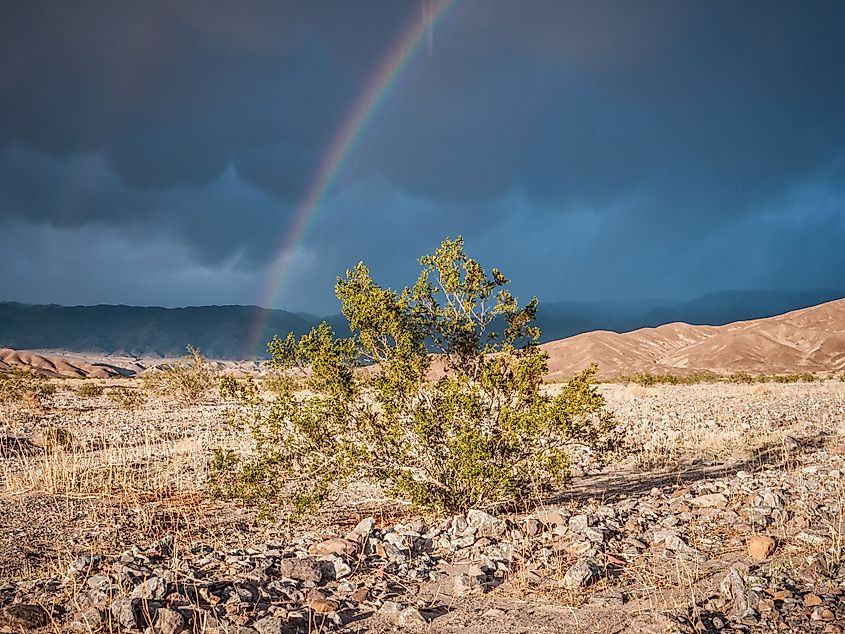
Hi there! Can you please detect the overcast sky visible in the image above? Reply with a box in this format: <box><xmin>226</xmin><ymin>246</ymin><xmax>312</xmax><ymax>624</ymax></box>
<box><xmin>2</xmin><ymin>1</ymin><xmax>844</xmax><ymax>314</ymax></box>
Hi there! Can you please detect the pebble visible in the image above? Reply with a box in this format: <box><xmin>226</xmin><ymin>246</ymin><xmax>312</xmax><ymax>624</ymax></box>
<box><xmin>562</xmin><ymin>559</ymin><xmax>598</xmax><ymax>591</ymax></box>
<box><xmin>747</xmin><ymin>535</ymin><xmax>776</xmax><ymax>561</ymax></box>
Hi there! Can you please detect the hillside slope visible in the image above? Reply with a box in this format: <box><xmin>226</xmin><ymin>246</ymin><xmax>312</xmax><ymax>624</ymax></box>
<box><xmin>542</xmin><ymin>298</ymin><xmax>845</xmax><ymax>379</ymax></box>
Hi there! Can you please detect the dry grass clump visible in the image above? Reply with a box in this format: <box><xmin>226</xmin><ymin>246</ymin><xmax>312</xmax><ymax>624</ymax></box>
<box><xmin>142</xmin><ymin>345</ymin><xmax>218</xmax><ymax>405</ymax></box>
<box><xmin>2</xmin><ymin>430</ymin><xmax>206</xmax><ymax>500</ymax></box>
<box><xmin>75</xmin><ymin>382</ymin><xmax>104</xmax><ymax>398</ymax></box>
<box><xmin>0</xmin><ymin>369</ymin><xmax>56</xmax><ymax>409</ymax></box>
<box><xmin>107</xmin><ymin>385</ymin><xmax>146</xmax><ymax>410</ymax></box>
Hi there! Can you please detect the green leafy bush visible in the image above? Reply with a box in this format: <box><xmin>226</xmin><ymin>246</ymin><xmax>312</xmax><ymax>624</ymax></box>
<box><xmin>76</xmin><ymin>382</ymin><xmax>105</xmax><ymax>398</ymax></box>
<box><xmin>213</xmin><ymin>237</ymin><xmax>616</xmax><ymax>513</ymax></box>
<box><xmin>143</xmin><ymin>346</ymin><xmax>217</xmax><ymax>405</ymax></box>
<box><xmin>107</xmin><ymin>386</ymin><xmax>146</xmax><ymax>410</ymax></box>
<box><xmin>0</xmin><ymin>369</ymin><xmax>56</xmax><ymax>408</ymax></box>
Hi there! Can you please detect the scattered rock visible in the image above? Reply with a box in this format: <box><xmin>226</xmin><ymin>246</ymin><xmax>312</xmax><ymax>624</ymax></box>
<box><xmin>398</xmin><ymin>606</ymin><xmax>426</xmax><ymax>625</ymax></box>
<box><xmin>453</xmin><ymin>572</ymin><xmax>485</xmax><ymax>596</ymax></box>
<box><xmin>747</xmin><ymin>535</ymin><xmax>776</xmax><ymax>561</ymax></box>
<box><xmin>0</xmin><ymin>604</ymin><xmax>50</xmax><ymax>630</ymax></box>
<box><xmin>690</xmin><ymin>493</ymin><xmax>729</xmax><ymax>509</ymax></box>
<box><xmin>153</xmin><ymin>607</ymin><xmax>186</xmax><ymax>634</ymax></box>
<box><xmin>811</xmin><ymin>607</ymin><xmax>835</xmax><ymax>621</ymax></box>
<box><xmin>796</xmin><ymin>529</ymin><xmax>830</xmax><ymax>547</ymax></box>
<box><xmin>309</xmin><ymin>538</ymin><xmax>358</xmax><ymax>557</ymax></box>
<box><xmin>562</xmin><ymin>559</ymin><xmax>598</xmax><ymax>591</ymax></box>
<box><xmin>466</xmin><ymin>509</ymin><xmax>507</xmax><ymax>538</ymax></box>
<box><xmin>278</xmin><ymin>557</ymin><xmax>322</xmax><ymax>583</ymax></box>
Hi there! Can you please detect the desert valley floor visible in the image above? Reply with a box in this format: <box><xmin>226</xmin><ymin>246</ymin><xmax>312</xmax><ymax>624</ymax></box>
<box><xmin>2</xmin><ymin>377</ymin><xmax>845</xmax><ymax>633</ymax></box>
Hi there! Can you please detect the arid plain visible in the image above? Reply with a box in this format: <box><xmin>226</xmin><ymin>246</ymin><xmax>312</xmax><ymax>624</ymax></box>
<box><xmin>2</xmin><ymin>300</ymin><xmax>845</xmax><ymax>633</ymax></box>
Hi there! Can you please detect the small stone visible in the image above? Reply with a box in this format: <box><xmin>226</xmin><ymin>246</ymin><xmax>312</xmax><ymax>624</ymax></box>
<box><xmin>349</xmin><ymin>587</ymin><xmax>370</xmax><ymax>603</ymax></box>
<box><xmin>132</xmin><ymin>576</ymin><xmax>168</xmax><ymax>600</ymax></box>
<box><xmin>770</xmin><ymin>589</ymin><xmax>792</xmax><ymax>600</ymax></box>
<box><xmin>379</xmin><ymin>601</ymin><xmax>404</xmax><ymax>618</ymax></box>
<box><xmin>747</xmin><ymin>535</ymin><xmax>776</xmax><ymax>561</ymax></box>
<box><xmin>306</xmin><ymin>596</ymin><xmax>338</xmax><ymax>614</ymax></box>
<box><xmin>466</xmin><ymin>509</ymin><xmax>507</xmax><ymax>538</ymax></box>
<box><xmin>811</xmin><ymin>607</ymin><xmax>835</xmax><ymax>621</ymax></box>
<box><xmin>253</xmin><ymin>615</ymin><xmax>287</xmax><ymax>634</ymax></box>
<box><xmin>153</xmin><ymin>608</ymin><xmax>186</xmax><ymax>634</ymax></box>
<box><xmin>324</xmin><ymin>556</ymin><xmax>352</xmax><ymax>579</ymax></box>
<box><xmin>111</xmin><ymin>598</ymin><xmax>145</xmax><ymax>630</ymax></box>
<box><xmin>0</xmin><ymin>604</ymin><xmax>50</xmax><ymax>630</ymax></box>
<box><xmin>87</xmin><ymin>574</ymin><xmax>112</xmax><ymax>591</ymax></box>
<box><xmin>804</xmin><ymin>593</ymin><xmax>823</xmax><ymax>607</ymax></box>
<box><xmin>352</xmin><ymin>517</ymin><xmax>376</xmax><ymax>536</ymax></box>
<box><xmin>562</xmin><ymin>559</ymin><xmax>598</xmax><ymax>591</ymax></box>
<box><xmin>568</xmin><ymin>514</ymin><xmax>590</xmax><ymax>534</ymax></box>
<box><xmin>309</xmin><ymin>538</ymin><xmax>358</xmax><ymax>557</ymax></box>
<box><xmin>823</xmin><ymin>624</ymin><xmax>843</xmax><ymax>633</ymax></box>
<box><xmin>536</xmin><ymin>509</ymin><xmax>568</xmax><ymax>527</ymax></box>
<box><xmin>523</xmin><ymin>518</ymin><xmax>542</xmax><ymax>537</ymax></box>
<box><xmin>691</xmin><ymin>493</ymin><xmax>729</xmax><ymax>509</ymax></box>
<box><xmin>398</xmin><ymin>607</ymin><xmax>426</xmax><ymax>625</ymax></box>
<box><xmin>453</xmin><ymin>572</ymin><xmax>484</xmax><ymax>596</ymax></box>
<box><xmin>796</xmin><ymin>530</ymin><xmax>830</xmax><ymax>546</ymax></box>
<box><xmin>278</xmin><ymin>557</ymin><xmax>322</xmax><ymax>583</ymax></box>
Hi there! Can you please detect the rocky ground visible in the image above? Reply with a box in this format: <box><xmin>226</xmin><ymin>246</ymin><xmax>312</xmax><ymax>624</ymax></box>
<box><xmin>1</xmin><ymin>380</ymin><xmax>845</xmax><ymax>633</ymax></box>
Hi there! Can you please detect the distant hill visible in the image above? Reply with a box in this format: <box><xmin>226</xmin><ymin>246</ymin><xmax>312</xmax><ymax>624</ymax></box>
<box><xmin>0</xmin><ymin>289</ymin><xmax>842</xmax><ymax>360</ymax></box>
<box><xmin>534</xmin><ymin>289</ymin><xmax>845</xmax><ymax>341</ymax></box>
<box><xmin>542</xmin><ymin>297</ymin><xmax>845</xmax><ymax>379</ymax></box>
<box><xmin>0</xmin><ymin>303</ymin><xmax>313</xmax><ymax>359</ymax></box>
<box><xmin>0</xmin><ymin>348</ymin><xmax>138</xmax><ymax>378</ymax></box>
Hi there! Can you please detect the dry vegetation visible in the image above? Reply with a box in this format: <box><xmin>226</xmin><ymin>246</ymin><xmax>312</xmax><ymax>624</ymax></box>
<box><xmin>1</xmin><ymin>372</ymin><xmax>844</xmax><ymax>633</ymax></box>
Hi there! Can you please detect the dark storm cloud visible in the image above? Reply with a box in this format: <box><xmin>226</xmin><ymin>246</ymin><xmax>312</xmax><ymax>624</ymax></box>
<box><xmin>1</xmin><ymin>0</ymin><xmax>844</xmax><ymax>311</ymax></box>
<box><xmin>362</xmin><ymin>0</ymin><xmax>845</xmax><ymax>210</ymax></box>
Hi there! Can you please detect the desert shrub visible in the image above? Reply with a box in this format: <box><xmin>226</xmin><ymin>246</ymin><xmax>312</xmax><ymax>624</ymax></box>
<box><xmin>76</xmin><ymin>382</ymin><xmax>105</xmax><ymax>398</ymax></box>
<box><xmin>213</xmin><ymin>237</ymin><xmax>616</xmax><ymax>513</ymax></box>
<box><xmin>757</xmin><ymin>373</ymin><xmax>817</xmax><ymax>384</ymax></box>
<box><xmin>0</xmin><ymin>369</ymin><xmax>56</xmax><ymax>408</ymax></box>
<box><xmin>44</xmin><ymin>426</ymin><xmax>74</xmax><ymax>450</ymax></box>
<box><xmin>107</xmin><ymin>386</ymin><xmax>146</xmax><ymax>410</ymax></box>
<box><xmin>143</xmin><ymin>346</ymin><xmax>217</xmax><ymax>405</ymax></box>
<box><xmin>614</xmin><ymin>371</ymin><xmax>720</xmax><ymax>386</ymax></box>
<box><xmin>727</xmin><ymin>372</ymin><xmax>755</xmax><ymax>384</ymax></box>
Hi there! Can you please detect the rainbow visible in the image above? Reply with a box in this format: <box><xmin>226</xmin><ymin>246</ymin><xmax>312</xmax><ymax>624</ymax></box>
<box><xmin>246</xmin><ymin>0</ymin><xmax>455</xmax><ymax>357</ymax></box>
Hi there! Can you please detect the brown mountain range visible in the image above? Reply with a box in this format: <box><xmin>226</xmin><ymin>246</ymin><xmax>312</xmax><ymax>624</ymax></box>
<box><xmin>542</xmin><ymin>297</ymin><xmax>845</xmax><ymax>379</ymax></box>
<box><xmin>0</xmin><ymin>349</ymin><xmax>139</xmax><ymax>379</ymax></box>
